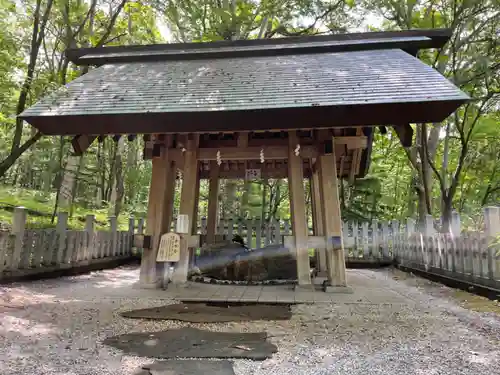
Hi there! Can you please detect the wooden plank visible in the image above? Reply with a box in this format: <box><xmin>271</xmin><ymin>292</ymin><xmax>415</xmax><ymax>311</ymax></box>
<box><xmin>0</xmin><ymin>232</ymin><xmax>13</xmax><ymax>272</ymax></box>
<box><xmin>32</xmin><ymin>230</ymin><xmax>46</xmax><ymax>268</ymax></box>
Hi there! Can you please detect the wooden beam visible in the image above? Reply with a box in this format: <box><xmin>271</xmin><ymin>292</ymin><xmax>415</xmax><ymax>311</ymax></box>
<box><xmin>284</xmin><ymin>236</ymin><xmax>328</xmax><ymax>251</ymax></box>
<box><xmin>206</xmin><ymin>161</ymin><xmax>220</xmax><ymax>245</ymax></box>
<box><xmin>393</xmin><ymin>124</ymin><xmax>414</xmax><ymax>148</ymax></box>
<box><xmin>349</xmin><ymin>128</ymin><xmax>363</xmax><ymax>183</ymax></box>
<box><xmin>311</xmin><ymin>170</ymin><xmax>326</xmax><ymax>272</ymax></box>
<box><xmin>287</xmin><ymin>131</ymin><xmax>311</xmax><ymax>286</ymax></box>
<box><xmin>71</xmin><ymin>135</ymin><xmax>97</xmax><ymax>156</ymax></box>
<box><xmin>318</xmin><ymin>136</ymin><xmax>347</xmax><ymax>287</ymax></box>
<box><xmin>143</xmin><ymin>135</ymin><xmax>154</xmax><ymax>160</ymax></box>
<box><xmin>171</xmin><ymin>134</ymin><xmax>199</xmax><ymax>284</ymax></box>
<box><xmin>140</xmin><ymin>144</ymin><xmax>175</xmax><ymax>288</ymax></box>
<box><xmin>237</xmin><ymin>132</ymin><xmax>249</xmax><ymax>148</ymax></box>
<box><xmin>190</xmin><ymin>146</ymin><xmax>320</xmax><ymax>161</ymax></box>
<box><xmin>338</xmin><ymin>136</ymin><xmax>367</xmax><ymax>149</ymax></box>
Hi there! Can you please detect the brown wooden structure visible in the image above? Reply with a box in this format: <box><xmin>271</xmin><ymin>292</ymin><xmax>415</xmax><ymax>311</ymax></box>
<box><xmin>19</xmin><ymin>29</ymin><xmax>468</xmax><ymax>290</ymax></box>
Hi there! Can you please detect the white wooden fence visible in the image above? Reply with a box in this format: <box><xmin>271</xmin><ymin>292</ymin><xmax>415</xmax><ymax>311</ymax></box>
<box><xmin>2</xmin><ymin>205</ymin><xmax>499</xmax><ymax>290</ymax></box>
<box><xmin>0</xmin><ymin>207</ymin><xmax>143</xmax><ymax>280</ymax></box>
<box><xmin>191</xmin><ymin>207</ymin><xmax>500</xmax><ymax>289</ymax></box>
<box><xmin>393</xmin><ymin>207</ymin><xmax>500</xmax><ymax>289</ymax></box>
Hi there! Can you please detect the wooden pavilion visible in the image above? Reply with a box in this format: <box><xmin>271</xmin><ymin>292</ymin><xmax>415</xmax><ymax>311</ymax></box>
<box><xmin>19</xmin><ymin>29</ymin><xmax>468</xmax><ymax>291</ymax></box>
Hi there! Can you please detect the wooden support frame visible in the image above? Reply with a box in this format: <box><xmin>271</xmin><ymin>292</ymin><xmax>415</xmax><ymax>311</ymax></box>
<box><xmin>168</xmin><ymin>137</ymin><xmax>366</xmax><ymax>163</ymax></box>
<box><xmin>287</xmin><ymin>131</ymin><xmax>312</xmax><ymax>286</ymax></box>
<box><xmin>140</xmin><ymin>140</ymin><xmax>176</xmax><ymax>288</ymax></box>
<box><xmin>171</xmin><ymin>134</ymin><xmax>200</xmax><ymax>284</ymax></box>
<box><xmin>349</xmin><ymin>128</ymin><xmax>363</xmax><ymax>183</ymax></box>
<box><xmin>206</xmin><ymin>161</ymin><xmax>219</xmax><ymax>245</ymax></box>
<box><xmin>310</xmin><ymin>164</ymin><xmax>326</xmax><ymax>272</ymax></box>
<box><xmin>393</xmin><ymin>124</ymin><xmax>414</xmax><ymax>148</ymax></box>
<box><xmin>71</xmin><ymin>135</ymin><xmax>97</xmax><ymax>156</ymax></box>
<box><xmin>284</xmin><ymin>236</ymin><xmax>329</xmax><ymax>251</ymax></box>
<box><xmin>318</xmin><ymin>136</ymin><xmax>347</xmax><ymax>287</ymax></box>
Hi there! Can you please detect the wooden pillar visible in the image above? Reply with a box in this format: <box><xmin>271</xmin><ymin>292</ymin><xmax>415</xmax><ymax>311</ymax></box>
<box><xmin>311</xmin><ymin>164</ymin><xmax>326</xmax><ymax>272</ymax></box>
<box><xmin>140</xmin><ymin>142</ymin><xmax>175</xmax><ymax>288</ymax></box>
<box><xmin>206</xmin><ymin>161</ymin><xmax>220</xmax><ymax>244</ymax></box>
<box><xmin>171</xmin><ymin>135</ymin><xmax>199</xmax><ymax>284</ymax></box>
<box><xmin>318</xmin><ymin>137</ymin><xmax>347</xmax><ymax>287</ymax></box>
<box><xmin>190</xmin><ymin>173</ymin><xmax>201</xmax><ymax>266</ymax></box>
<box><xmin>287</xmin><ymin>131</ymin><xmax>311</xmax><ymax>286</ymax></box>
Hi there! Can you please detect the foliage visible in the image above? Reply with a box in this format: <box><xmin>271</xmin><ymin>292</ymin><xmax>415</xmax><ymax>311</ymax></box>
<box><xmin>0</xmin><ymin>0</ymin><xmax>497</xmax><ymax>232</ymax></box>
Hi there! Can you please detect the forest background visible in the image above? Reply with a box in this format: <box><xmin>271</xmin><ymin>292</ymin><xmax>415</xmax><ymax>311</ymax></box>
<box><xmin>0</xmin><ymin>0</ymin><xmax>498</xmax><ymax>231</ymax></box>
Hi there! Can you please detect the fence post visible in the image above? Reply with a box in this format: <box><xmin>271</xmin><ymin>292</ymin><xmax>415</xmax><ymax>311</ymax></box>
<box><xmin>109</xmin><ymin>216</ymin><xmax>118</xmax><ymax>256</ymax></box>
<box><xmin>135</xmin><ymin>218</ymin><xmax>144</xmax><ymax>256</ymax></box>
<box><xmin>128</xmin><ymin>217</ymin><xmax>135</xmax><ymax>255</ymax></box>
<box><xmin>422</xmin><ymin>215</ymin><xmax>435</xmax><ymax>267</ymax></box>
<box><xmin>352</xmin><ymin>222</ymin><xmax>359</xmax><ymax>257</ymax></box>
<box><xmin>255</xmin><ymin>217</ymin><xmax>262</xmax><ymax>248</ymax></box>
<box><xmin>451</xmin><ymin>211</ymin><xmax>461</xmax><ymax>236</ymax></box>
<box><xmin>405</xmin><ymin>219</ymin><xmax>414</xmax><ymax>263</ymax></box>
<box><xmin>392</xmin><ymin>220</ymin><xmax>400</xmax><ymax>261</ymax></box>
<box><xmin>11</xmin><ymin>207</ymin><xmax>27</xmax><ymax>270</ymax></box>
<box><xmin>362</xmin><ymin>222</ymin><xmax>369</xmax><ymax>259</ymax></box>
<box><xmin>484</xmin><ymin>206</ymin><xmax>500</xmax><ymax>238</ymax></box>
<box><xmin>484</xmin><ymin>207</ymin><xmax>500</xmax><ymax>280</ymax></box>
<box><xmin>85</xmin><ymin>214</ymin><xmax>95</xmax><ymax>260</ymax></box>
<box><xmin>200</xmin><ymin>217</ymin><xmax>207</xmax><ymax>235</ymax></box>
<box><xmin>372</xmin><ymin>219</ymin><xmax>379</xmax><ymax>259</ymax></box>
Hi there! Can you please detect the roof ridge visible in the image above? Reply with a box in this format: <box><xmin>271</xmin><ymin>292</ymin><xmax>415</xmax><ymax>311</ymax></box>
<box><xmin>66</xmin><ymin>28</ymin><xmax>452</xmax><ymax>66</ymax></box>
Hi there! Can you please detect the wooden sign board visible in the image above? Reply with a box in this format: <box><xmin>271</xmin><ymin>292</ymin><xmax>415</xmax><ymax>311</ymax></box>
<box><xmin>245</xmin><ymin>169</ymin><xmax>261</xmax><ymax>180</ymax></box>
<box><xmin>157</xmin><ymin>232</ymin><xmax>181</xmax><ymax>262</ymax></box>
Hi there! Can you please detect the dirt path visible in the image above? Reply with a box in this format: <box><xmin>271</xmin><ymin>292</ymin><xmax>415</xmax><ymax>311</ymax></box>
<box><xmin>1</xmin><ymin>266</ymin><xmax>500</xmax><ymax>375</ymax></box>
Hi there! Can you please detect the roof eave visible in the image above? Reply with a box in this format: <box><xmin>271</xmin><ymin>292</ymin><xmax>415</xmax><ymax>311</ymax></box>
<box><xmin>66</xmin><ymin>28</ymin><xmax>453</xmax><ymax>66</ymax></box>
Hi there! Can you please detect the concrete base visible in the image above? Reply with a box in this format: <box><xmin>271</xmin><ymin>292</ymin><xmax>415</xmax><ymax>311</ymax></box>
<box><xmin>293</xmin><ymin>284</ymin><xmax>315</xmax><ymax>292</ymax></box>
<box><xmin>138</xmin><ymin>281</ymin><xmax>162</xmax><ymax>289</ymax></box>
<box><xmin>322</xmin><ymin>285</ymin><xmax>354</xmax><ymax>294</ymax></box>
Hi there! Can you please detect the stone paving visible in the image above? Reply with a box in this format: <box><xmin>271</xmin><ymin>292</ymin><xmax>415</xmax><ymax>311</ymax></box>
<box><xmin>166</xmin><ymin>273</ymin><xmax>412</xmax><ymax>304</ymax></box>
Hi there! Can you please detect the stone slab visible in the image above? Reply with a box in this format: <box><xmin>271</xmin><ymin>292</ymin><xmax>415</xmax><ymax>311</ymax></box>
<box><xmin>103</xmin><ymin>327</ymin><xmax>277</xmax><ymax>360</ymax></box>
<box><xmin>133</xmin><ymin>360</ymin><xmax>235</xmax><ymax>375</ymax></box>
<box><xmin>120</xmin><ymin>303</ymin><xmax>291</xmax><ymax>323</ymax></box>
<box><xmin>323</xmin><ymin>285</ymin><xmax>354</xmax><ymax>294</ymax></box>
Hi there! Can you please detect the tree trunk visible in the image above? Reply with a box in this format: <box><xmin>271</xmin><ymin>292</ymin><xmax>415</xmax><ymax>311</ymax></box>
<box><xmin>223</xmin><ymin>180</ymin><xmax>237</xmax><ymax>219</ymax></box>
<box><xmin>441</xmin><ymin>194</ymin><xmax>453</xmax><ymax>233</ymax></box>
<box><xmin>58</xmin><ymin>155</ymin><xmax>81</xmax><ymax>211</ymax></box>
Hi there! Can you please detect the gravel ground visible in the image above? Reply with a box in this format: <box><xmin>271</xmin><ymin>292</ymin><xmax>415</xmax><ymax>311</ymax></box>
<box><xmin>1</xmin><ymin>265</ymin><xmax>500</xmax><ymax>375</ymax></box>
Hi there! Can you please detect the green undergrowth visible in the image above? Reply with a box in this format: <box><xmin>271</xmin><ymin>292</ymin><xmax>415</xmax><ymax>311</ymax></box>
<box><xmin>0</xmin><ymin>185</ymin><xmax>139</xmax><ymax>231</ymax></box>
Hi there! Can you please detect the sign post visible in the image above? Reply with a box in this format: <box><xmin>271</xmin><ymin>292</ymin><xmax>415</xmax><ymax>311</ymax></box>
<box><xmin>157</xmin><ymin>232</ymin><xmax>181</xmax><ymax>288</ymax></box>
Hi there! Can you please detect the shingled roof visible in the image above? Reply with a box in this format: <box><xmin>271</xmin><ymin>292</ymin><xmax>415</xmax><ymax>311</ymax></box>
<box><xmin>18</xmin><ymin>29</ymin><xmax>468</xmax><ymax>178</ymax></box>
<box><xmin>19</xmin><ymin>29</ymin><xmax>468</xmax><ymax>136</ymax></box>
